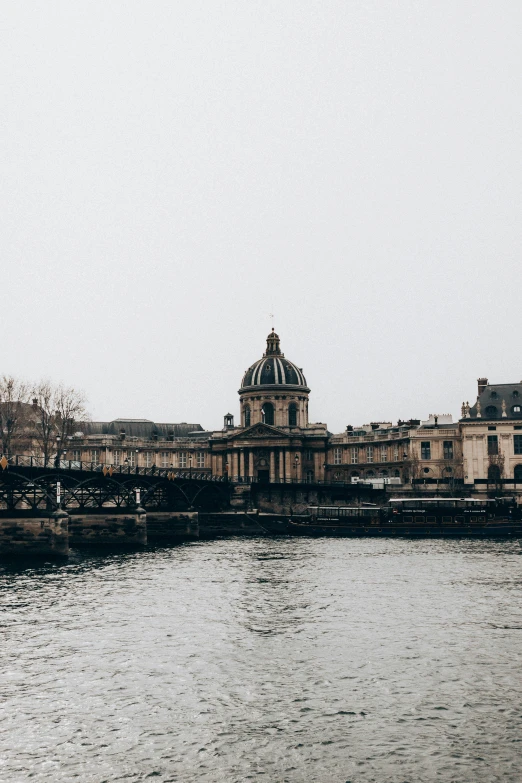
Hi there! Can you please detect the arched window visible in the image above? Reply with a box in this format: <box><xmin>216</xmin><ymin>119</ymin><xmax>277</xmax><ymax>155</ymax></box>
<box><xmin>288</xmin><ymin>403</ymin><xmax>297</xmax><ymax>426</ymax></box>
<box><xmin>244</xmin><ymin>405</ymin><xmax>251</xmax><ymax>427</ymax></box>
<box><xmin>488</xmin><ymin>464</ymin><xmax>501</xmax><ymax>482</ymax></box>
<box><xmin>393</xmin><ymin>469</ymin><xmax>400</xmax><ymax>477</ymax></box>
<box><xmin>514</xmin><ymin>464</ymin><xmax>522</xmax><ymax>482</ymax></box>
<box><xmin>485</xmin><ymin>405</ymin><xmax>498</xmax><ymax>417</ymax></box>
<box><xmin>261</xmin><ymin>402</ymin><xmax>274</xmax><ymax>426</ymax></box>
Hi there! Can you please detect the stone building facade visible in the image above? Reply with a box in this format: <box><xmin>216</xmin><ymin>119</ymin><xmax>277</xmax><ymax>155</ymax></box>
<box><xmin>15</xmin><ymin>330</ymin><xmax>522</xmax><ymax>500</ymax></box>
<box><xmin>461</xmin><ymin>378</ymin><xmax>522</xmax><ymax>490</ymax></box>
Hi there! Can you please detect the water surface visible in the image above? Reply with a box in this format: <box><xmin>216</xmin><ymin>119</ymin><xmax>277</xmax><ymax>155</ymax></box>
<box><xmin>1</xmin><ymin>538</ymin><xmax>521</xmax><ymax>782</ymax></box>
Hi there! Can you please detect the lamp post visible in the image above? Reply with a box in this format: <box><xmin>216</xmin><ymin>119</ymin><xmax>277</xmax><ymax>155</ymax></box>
<box><xmin>55</xmin><ymin>435</ymin><xmax>61</xmax><ymax>469</ymax></box>
<box><xmin>189</xmin><ymin>453</ymin><xmax>193</xmax><ymax>479</ymax></box>
<box><xmin>124</xmin><ymin>457</ymin><xmax>129</xmax><ymax>474</ymax></box>
<box><xmin>294</xmin><ymin>454</ymin><xmax>299</xmax><ymax>483</ymax></box>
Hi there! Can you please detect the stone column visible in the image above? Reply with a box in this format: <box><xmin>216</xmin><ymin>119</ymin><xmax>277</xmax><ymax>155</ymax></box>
<box><xmin>285</xmin><ymin>450</ymin><xmax>292</xmax><ymax>482</ymax></box>
<box><xmin>248</xmin><ymin>450</ymin><xmax>254</xmax><ymax>479</ymax></box>
<box><xmin>314</xmin><ymin>451</ymin><xmax>322</xmax><ymax>481</ymax></box>
<box><xmin>239</xmin><ymin>449</ymin><xmax>245</xmax><ymax>479</ymax></box>
<box><xmin>269</xmin><ymin>450</ymin><xmax>276</xmax><ymax>483</ymax></box>
<box><xmin>279</xmin><ymin>449</ymin><xmax>285</xmax><ymax>481</ymax></box>
<box><xmin>232</xmin><ymin>451</ymin><xmax>239</xmax><ymax>480</ymax></box>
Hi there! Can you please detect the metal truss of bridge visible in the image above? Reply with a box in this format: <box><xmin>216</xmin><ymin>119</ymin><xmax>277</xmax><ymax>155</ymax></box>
<box><xmin>0</xmin><ymin>456</ymin><xmax>229</xmax><ymax>515</ymax></box>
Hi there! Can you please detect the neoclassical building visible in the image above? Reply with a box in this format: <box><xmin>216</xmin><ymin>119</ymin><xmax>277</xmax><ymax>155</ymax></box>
<box><xmin>56</xmin><ymin>329</ymin><xmax>466</xmax><ymax>489</ymax></box>
<box><xmin>208</xmin><ymin>329</ymin><xmax>328</xmax><ymax>482</ymax></box>
<box><xmin>461</xmin><ymin>377</ymin><xmax>522</xmax><ymax>488</ymax></box>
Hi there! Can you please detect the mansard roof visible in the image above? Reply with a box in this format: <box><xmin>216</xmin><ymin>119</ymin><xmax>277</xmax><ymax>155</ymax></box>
<box><xmin>466</xmin><ymin>382</ymin><xmax>522</xmax><ymax>421</ymax></box>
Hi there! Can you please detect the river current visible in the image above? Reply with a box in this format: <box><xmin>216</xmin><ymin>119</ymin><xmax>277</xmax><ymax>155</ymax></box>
<box><xmin>1</xmin><ymin>538</ymin><xmax>521</xmax><ymax>783</ymax></box>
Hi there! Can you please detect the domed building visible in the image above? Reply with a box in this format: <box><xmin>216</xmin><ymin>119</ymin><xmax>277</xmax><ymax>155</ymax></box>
<box><xmin>239</xmin><ymin>329</ymin><xmax>310</xmax><ymax>429</ymax></box>
<box><xmin>208</xmin><ymin>330</ymin><xmax>329</xmax><ymax>483</ymax></box>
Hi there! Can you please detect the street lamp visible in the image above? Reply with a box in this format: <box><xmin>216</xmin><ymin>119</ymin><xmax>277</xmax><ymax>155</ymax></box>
<box><xmin>55</xmin><ymin>435</ymin><xmax>61</xmax><ymax>469</ymax></box>
<box><xmin>294</xmin><ymin>454</ymin><xmax>300</xmax><ymax>482</ymax></box>
<box><xmin>189</xmin><ymin>453</ymin><xmax>193</xmax><ymax>479</ymax></box>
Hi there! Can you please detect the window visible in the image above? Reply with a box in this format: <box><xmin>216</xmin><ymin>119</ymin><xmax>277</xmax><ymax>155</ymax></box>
<box><xmin>306</xmin><ymin>470</ymin><xmax>314</xmax><ymax>483</ymax></box>
<box><xmin>487</xmin><ymin>435</ymin><xmax>498</xmax><ymax>455</ymax></box>
<box><xmin>261</xmin><ymin>402</ymin><xmax>274</xmax><ymax>426</ymax></box>
<box><xmin>488</xmin><ymin>426</ymin><xmax>496</xmax><ymax>431</ymax></box>
<box><xmin>113</xmin><ymin>449</ymin><xmax>121</xmax><ymax>466</ymax></box>
<box><xmin>244</xmin><ymin>405</ymin><xmax>251</xmax><ymax>427</ymax></box>
<box><xmin>421</xmin><ymin>442</ymin><xmax>431</xmax><ymax>460</ymax></box>
<box><xmin>393</xmin><ymin>445</ymin><xmax>399</xmax><ymax>461</ymax></box>
<box><xmin>196</xmin><ymin>452</ymin><xmax>205</xmax><ymax>468</ymax></box>
<box><xmin>304</xmin><ymin>449</ymin><xmax>313</xmax><ymax>461</ymax></box>
<box><xmin>512</xmin><ymin>406</ymin><xmax>521</xmax><ymax>415</ymax></box>
<box><xmin>288</xmin><ymin>403</ymin><xmax>298</xmax><ymax>427</ymax></box>
<box><xmin>488</xmin><ymin>464</ymin><xmax>500</xmax><ymax>482</ymax></box>
<box><xmin>351</xmin><ymin>448</ymin><xmax>358</xmax><ymax>464</ymax></box>
<box><xmin>179</xmin><ymin>452</ymin><xmax>187</xmax><ymax>468</ymax></box>
<box><xmin>514</xmin><ymin>464</ymin><xmax>522</xmax><ymax>482</ymax></box>
<box><xmin>334</xmin><ymin>448</ymin><xmax>342</xmax><ymax>465</ymax></box>
<box><xmin>90</xmin><ymin>449</ymin><xmax>99</xmax><ymax>464</ymax></box>
<box><xmin>514</xmin><ymin>435</ymin><xmax>522</xmax><ymax>455</ymax></box>
<box><xmin>145</xmin><ymin>452</ymin><xmax>154</xmax><ymax>468</ymax></box>
<box><xmin>72</xmin><ymin>449</ymin><xmax>81</xmax><ymax>462</ymax></box>
<box><xmin>380</xmin><ymin>446</ymin><xmax>387</xmax><ymax>462</ymax></box>
<box><xmin>126</xmin><ymin>450</ymin><xmax>136</xmax><ymax>467</ymax></box>
<box><xmin>161</xmin><ymin>451</ymin><xmax>169</xmax><ymax>468</ymax></box>
<box><xmin>485</xmin><ymin>405</ymin><xmax>498</xmax><ymax>416</ymax></box>
<box><xmin>443</xmin><ymin>441</ymin><xmax>453</xmax><ymax>460</ymax></box>
<box><xmin>367</xmin><ymin>446</ymin><xmax>373</xmax><ymax>463</ymax></box>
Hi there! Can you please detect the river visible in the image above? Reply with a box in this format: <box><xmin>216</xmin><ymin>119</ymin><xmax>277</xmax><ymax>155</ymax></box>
<box><xmin>1</xmin><ymin>537</ymin><xmax>521</xmax><ymax>782</ymax></box>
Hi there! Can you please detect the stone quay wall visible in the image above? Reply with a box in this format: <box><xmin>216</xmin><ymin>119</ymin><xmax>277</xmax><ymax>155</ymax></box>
<box><xmin>0</xmin><ymin>511</ymin><xmax>69</xmax><ymax>558</ymax></box>
<box><xmin>68</xmin><ymin>510</ymin><xmax>147</xmax><ymax>547</ymax></box>
<box><xmin>146</xmin><ymin>512</ymin><xmax>199</xmax><ymax>543</ymax></box>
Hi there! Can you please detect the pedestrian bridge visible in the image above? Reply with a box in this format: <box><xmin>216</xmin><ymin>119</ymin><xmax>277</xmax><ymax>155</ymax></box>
<box><xmin>0</xmin><ymin>455</ymin><xmax>229</xmax><ymax>514</ymax></box>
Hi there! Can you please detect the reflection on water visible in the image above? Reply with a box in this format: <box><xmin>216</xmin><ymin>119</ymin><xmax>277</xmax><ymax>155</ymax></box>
<box><xmin>1</xmin><ymin>538</ymin><xmax>521</xmax><ymax>782</ymax></box>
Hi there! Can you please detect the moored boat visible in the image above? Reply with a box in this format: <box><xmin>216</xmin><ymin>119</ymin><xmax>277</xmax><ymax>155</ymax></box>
<box><xmin>289</xmin><ymin>498</ymin><xmax>522</xmax><ymax>538</ymax></box>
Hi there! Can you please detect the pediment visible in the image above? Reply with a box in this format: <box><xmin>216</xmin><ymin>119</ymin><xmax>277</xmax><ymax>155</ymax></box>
<box><xmin>229</xmin><ymin>423</ymin><xmax>290</xmax><ymax>440</ymax></box>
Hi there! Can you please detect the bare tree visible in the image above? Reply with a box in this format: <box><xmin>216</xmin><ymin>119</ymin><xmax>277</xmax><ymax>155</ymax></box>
<box><xmin>402</xmin><ymin>444</ymin><xmax>421</xmax><ymax>487</ymax></box>
<box><xmin>0</xmin><ymin>376</ymin><xmax>31</xmax><ymax>456</ymax></box>
<box><xmin>31</xmin><ymin>381</ymin><xmax>89</xmax><ymax>467</ymax></box>
<box><xmin>54</xmin><ymin>384</ymin><xmax>88</xmax><ymax>444</ymax></box>
<box><xmin>441</xmin><ymin>441</ymin><xmax>464</xmax><ymax>493</ymax></box>
<box><xmin>488</xmin><ymin>447</ymin><xmax>505</xmax><ymax>494</ymax></box>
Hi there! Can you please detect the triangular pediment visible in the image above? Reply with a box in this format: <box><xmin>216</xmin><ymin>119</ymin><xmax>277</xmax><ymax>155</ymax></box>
<box><xmin>229</xmin><ymin>422</ymin><xmax>290</xmax><ymax>440</ymax></box>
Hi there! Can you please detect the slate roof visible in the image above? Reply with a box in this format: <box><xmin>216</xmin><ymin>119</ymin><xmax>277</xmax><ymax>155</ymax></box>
<box><xmin>79</xmin><ymin>419</ymin><xmax>204</xmax><ymax>439</ymax></box>
<box><xmin>467</xmin><ymin>383</ymin><xmax>522</xmax><ymax>420</ymax></box>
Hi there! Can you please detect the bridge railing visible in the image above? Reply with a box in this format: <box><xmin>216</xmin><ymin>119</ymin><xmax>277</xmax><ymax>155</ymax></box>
<box><xmin>1</xmin><ymin>455</ymin><xmax>227</xmax><ymax>482</ymax></box>
<box><xmin>2</xmin><ymin>456</ymin><xmax>391</xmax><ymax>489</ymax></box>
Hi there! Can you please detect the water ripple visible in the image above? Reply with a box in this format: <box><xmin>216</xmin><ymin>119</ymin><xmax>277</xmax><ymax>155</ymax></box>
<box><xmin>0</xmin><ymin>538</ymin><xmax>521</xmax><ymax>782</ymax></box>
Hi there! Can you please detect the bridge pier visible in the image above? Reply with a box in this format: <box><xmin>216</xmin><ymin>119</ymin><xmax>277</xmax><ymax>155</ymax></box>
<box><xmin>0</xmin><ymin>510</ymin><xmax>69</xmax><ymax>558</ymax></box>
<box><xmin>68</xmin><ymin>508</ymin><xmax>147</xmax><ymax>547</ymax></box>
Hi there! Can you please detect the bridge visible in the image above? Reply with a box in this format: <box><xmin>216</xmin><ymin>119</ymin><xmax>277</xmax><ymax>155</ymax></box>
<box><xmin>0</xmin><ymin>455</ymin><xmax>379</xmax><ymax>514</ymax></box>
<box><xmin>0</xmin><ymin>456</ymin><xmax>229</xmax><ymax>514</ymax></box>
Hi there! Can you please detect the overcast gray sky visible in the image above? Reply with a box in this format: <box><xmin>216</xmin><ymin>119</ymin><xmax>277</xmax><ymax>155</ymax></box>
<box><xmin>2</xmin><ymin>1</ymin><xmax>521</xmax><ymax>432</ymax></box>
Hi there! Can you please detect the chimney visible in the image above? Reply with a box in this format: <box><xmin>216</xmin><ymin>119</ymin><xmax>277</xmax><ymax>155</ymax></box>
<box><xmin>477</xmin><ymin>378</ymin><xmax>488</xmax><ymax>396</ymax></box>
<box><xmin>32</xmin><ymin>398</ymin><xmax>38</xmax><ymax>410</ymax></box>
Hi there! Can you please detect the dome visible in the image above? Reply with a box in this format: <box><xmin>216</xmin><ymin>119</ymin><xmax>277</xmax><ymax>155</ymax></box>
<box><xmin>240</xmin><ymin>330</ymin><xmax>308</xmax><ymax>390</ymax></box>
